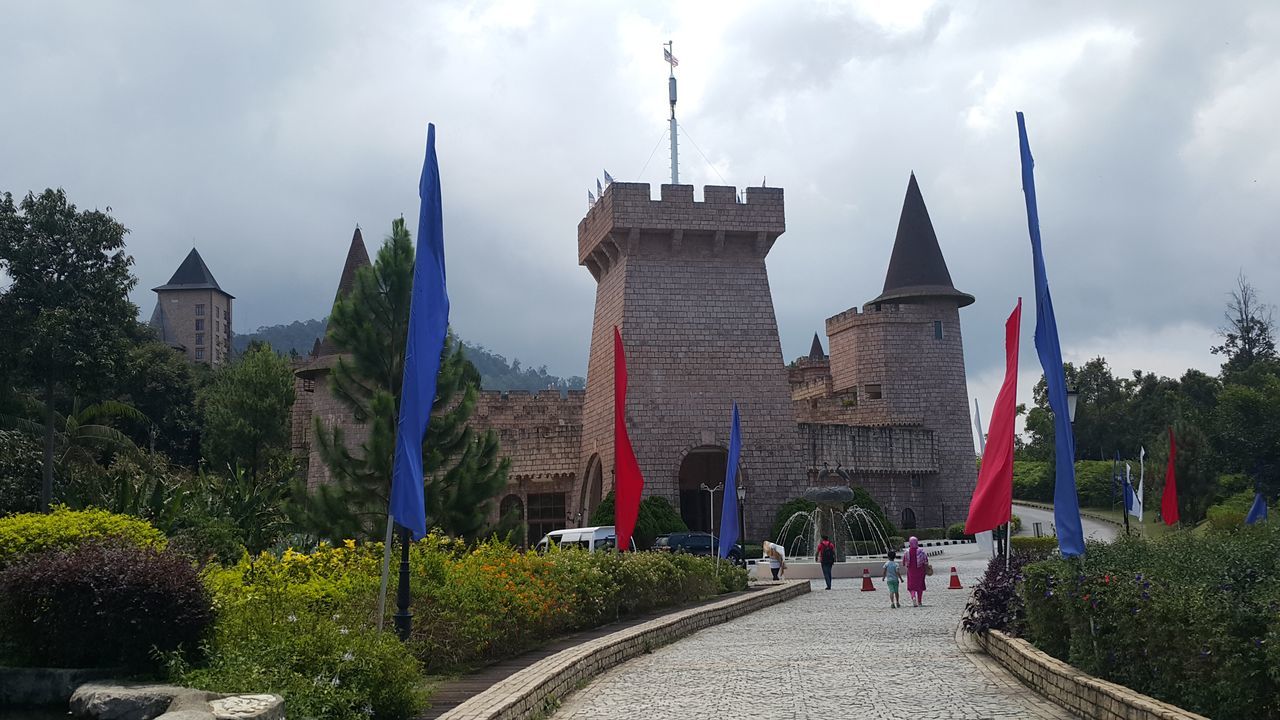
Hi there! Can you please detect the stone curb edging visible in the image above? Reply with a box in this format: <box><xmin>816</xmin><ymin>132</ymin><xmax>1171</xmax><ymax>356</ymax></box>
<box><xmin>436</xmin><ymin>582</ymin><xmax>810</xmax><ymax>720</ymax></box>
<box><xmin>1014</xmin><ymin>501</ymin><xmax>1125</xmax><ymax>529</ymax></box>
<box><xmin>977</xmin><ymin>630</ymin><xmax>1209</xmax><ymax>720</ymax></box>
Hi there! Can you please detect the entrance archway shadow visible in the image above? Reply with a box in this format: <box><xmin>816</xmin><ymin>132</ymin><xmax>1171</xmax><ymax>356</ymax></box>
<box><xmin>677</xmin><ymin>446</ymin><xmax>730</xmax><ymax>533</ymax></box>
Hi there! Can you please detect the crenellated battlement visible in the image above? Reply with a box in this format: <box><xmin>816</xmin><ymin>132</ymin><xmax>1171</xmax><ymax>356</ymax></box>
<box><xmin>474</xmin><ymin>389</ymin><xmax>584</xmax><ymax>428</ymax></box>
<box><xmin>825</xmin><ymin>301</ymin><xmax>946</xmax><ymax>335</ymax></box>
<box><xmin>577</xmin><ymin>182</ymin><xmax>785</xmax><ymax>281</ymax></box>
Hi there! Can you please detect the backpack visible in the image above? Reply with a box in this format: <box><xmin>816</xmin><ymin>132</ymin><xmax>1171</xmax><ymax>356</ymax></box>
<box><xmin>820</xmin><ymin>544</ymin><xmax>835</xmax><ymax>564</ymax></box>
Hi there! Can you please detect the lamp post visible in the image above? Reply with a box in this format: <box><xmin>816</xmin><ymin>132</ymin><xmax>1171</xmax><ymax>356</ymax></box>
<box><xmin>702</xmin><ymin>482</ymin><xmax>723</xmax><ymax>571</ymax></box>
<box><xmin>737</xmin><ymin>483</ymin><xmax>746</xmax><ymax>549</ymax></box>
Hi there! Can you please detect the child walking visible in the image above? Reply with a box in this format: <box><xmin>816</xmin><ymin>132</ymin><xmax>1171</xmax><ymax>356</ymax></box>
<box><xmin>882</xmin><ymin>551</ymin><xmax>903</xmax><ymax>608</ymax></box>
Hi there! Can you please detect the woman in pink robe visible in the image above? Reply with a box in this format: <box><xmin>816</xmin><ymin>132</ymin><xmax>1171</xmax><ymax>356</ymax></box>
<box><xmin>904</xmin><ymin>536</ymin><xmax>929</xmax><ymax>606</ymax></box>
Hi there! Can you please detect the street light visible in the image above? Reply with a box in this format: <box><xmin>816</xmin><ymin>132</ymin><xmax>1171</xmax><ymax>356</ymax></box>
<box><xmin>736</xmin><ymin>483</ymin><xmax>746</xmax><ymax>547</ymax></box>
<box><xmin>1065</xmin><ymin>387</ymin><xmax>1079</xmax><ymax>424</ymax></box>
<box><xmin>700</xmin><ymin>482</ymin><xmax>723</xmax><ymax>540</ymax></box>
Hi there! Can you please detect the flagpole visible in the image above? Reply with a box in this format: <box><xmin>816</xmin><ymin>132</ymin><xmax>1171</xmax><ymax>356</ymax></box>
<box><xmin>376</xmin><ymin>514</ymin><xmax>394</xmax><ymax>631</ymax></box>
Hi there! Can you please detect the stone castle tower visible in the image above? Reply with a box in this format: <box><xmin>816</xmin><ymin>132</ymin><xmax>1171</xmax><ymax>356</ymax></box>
<box><xmin>291</xmin><ymin>228</ymin><xmax>373</xmax><ymax>491</ymax></box>
<box><xmin>794</xmin><ymin>174</ymin><xmax>977</xmax><ymax>529</ymax></box>
<box><xmin>573</xmin><ymin>183</ymin><xmax>806</xmax><ymax>539</ymax></box>
<box><xmin>149</xmin><ymin>248</ymin><xmax>234</xmax><ymax>366</ymax></box>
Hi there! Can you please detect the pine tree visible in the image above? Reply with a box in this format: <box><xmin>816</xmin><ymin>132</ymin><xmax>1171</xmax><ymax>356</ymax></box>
<box><xmin>294</xmin><ymin>218</ymin><xmax>509</xmax><ymax>541</ymax></box>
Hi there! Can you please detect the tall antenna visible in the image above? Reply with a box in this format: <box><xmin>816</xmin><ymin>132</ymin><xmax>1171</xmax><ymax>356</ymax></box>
<box><xmin>665</xmin><ymin>40</ymin><xmax>679</xmax><ymax>185</ymax></box>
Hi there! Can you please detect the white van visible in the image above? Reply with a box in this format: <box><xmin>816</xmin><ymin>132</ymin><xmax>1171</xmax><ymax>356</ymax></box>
<box><xmin>534</xmin><ymin>526</ymin><xmax>637</xmax><ymax>553</ymax></box>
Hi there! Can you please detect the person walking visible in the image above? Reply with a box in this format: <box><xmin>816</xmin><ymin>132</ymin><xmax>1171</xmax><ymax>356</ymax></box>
<box><xmin>882</xmin><ymin>550</ymin><xmax>903</xmax><ymax>608</ymax></box>
<box><xmin>903</xmin><ymin>536</ymin><xmax>930</xmax><ymax>607</ymax></box>
<box><xmin>763</xmin><ymin>540</ymin><xmax>787</xmax><ymax>581</ymax></box>
<box><xmin>816</xmin><ymin>534</ymin><xmax>837</xmax><ymax>590</ymax></box>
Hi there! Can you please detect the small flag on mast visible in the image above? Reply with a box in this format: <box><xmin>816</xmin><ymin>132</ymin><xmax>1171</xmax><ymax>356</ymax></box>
<box><xmin>1162</xmin><ymin>427</ymin><xmax>1179</xmax><ymax>526</ymax></box>
<box><xmin>718</xmin><ymin>402</ymin><xmax>742</xmax><ymax>559</ymax></box>
<box><xmin>664</xmin><ymin>47</ymin><xmax>678</xmax><ymax>67</ymax></box>
<box><xmin>597</xmin><ymin>178</ymin><xmax>604</xmax><ymax>196</ymax></box>
<box><xmin>604</xmin><ymin>169</ymin><xmax>615</xmax><ymax>184</ymax></box>
<box><xmin>588</xmin><ymin>190</ymin><xmax>595</xmax><ymax>207</ymax></box>
<box><xmin>1246</xmin><ymin>491</ymin><xmax>1268</xmax><ymax>524</ymax></box>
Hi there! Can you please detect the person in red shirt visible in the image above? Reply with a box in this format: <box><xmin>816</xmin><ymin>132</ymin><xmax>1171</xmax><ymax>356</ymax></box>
<box><xmin>816</xmin><ymin>535</ymin><xmax>837</xmax><ymax>590</ymax></box>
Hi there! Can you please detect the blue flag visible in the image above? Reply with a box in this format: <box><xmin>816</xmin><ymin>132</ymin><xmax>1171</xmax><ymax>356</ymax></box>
<box><xmin>1246</xmin><ymin>492</ymin><xmax>1268</xmax><ymax>525</ymax></box>
<box><xmin>1017</xmin><ymin>112</ymin><xmax>1085</xmax><ymax>557</ymax></box>
<box><xmin>389</xmin><ymin>124</ymin><xmax>451</xmax><ymax>540</ymax></box>
<box><xmin>718</xmin><ymin>402</ymin><xmax>742</xmax><ymax>559</ymax></box>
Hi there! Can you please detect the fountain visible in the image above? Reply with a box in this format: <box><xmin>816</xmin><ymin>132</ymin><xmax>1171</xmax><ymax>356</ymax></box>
<box><xmin>757</xmin><ymin>484</ymin><xmax>896</xmax><ymax>581</ymax></box>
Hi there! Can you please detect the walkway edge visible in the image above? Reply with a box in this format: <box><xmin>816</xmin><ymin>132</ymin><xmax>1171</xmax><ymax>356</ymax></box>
<box><xmin>1014</xmin><ymin>500</ymin><xmax>1124</xmax><ymax>529</ymax></box>
<box><xmin>436</xmin><ymin>582</ymin><xmax>810</xmax><ymax>720</ymax></box>
<box><xmin>976</xmin><ymin>630</ymin><xmax>1209</xmax><ymax>720</ymax></box>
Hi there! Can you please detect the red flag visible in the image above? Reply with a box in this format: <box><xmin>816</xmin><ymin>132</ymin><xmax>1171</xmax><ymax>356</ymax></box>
<box><xmin>612</xmin><ymin>327</ymin><xmax>644</xmax><ymax>551</ymax></box>
<box><xmin>1162</xmin><ymin>427</ymin><xmax>1179</xmax><ymax>526</ymax></box>
<box><xmin>965</xmin><ymin>299</ymin><xmax>1022</xmax><ymax>535</ymax></box>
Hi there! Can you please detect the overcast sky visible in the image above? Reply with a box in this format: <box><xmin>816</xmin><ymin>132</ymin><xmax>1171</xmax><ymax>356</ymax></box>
<box><xmin>4</xmin><ymin>0</ymin><xmax>1277</xmax><ymax>440</ymax></box>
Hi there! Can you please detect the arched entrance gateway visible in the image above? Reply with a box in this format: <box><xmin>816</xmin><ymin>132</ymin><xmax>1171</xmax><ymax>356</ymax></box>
<box><xmin>677</xmin><ymin>446</ymin><xmax>730</xmax><ymax>533</ymax></box>
<box><xmin>578</xmin><ymin>454</ymin><xmax>604</xmax><ymax>523</ymax></box>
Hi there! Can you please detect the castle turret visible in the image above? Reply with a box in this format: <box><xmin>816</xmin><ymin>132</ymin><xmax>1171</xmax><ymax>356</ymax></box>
<box><xmin>576</xmin><ymin>183</ymin><xmax>805</xmax><ymax>539</ymax></box>
<box><xmin>149</xmin><ymin>248</ymin><xmax>234</xmax><ymax>366</ymax></box>
<box><xmin>820</xmin><ymin>174</ymin><xmax>977</xmax><ymax>529</ymax></box>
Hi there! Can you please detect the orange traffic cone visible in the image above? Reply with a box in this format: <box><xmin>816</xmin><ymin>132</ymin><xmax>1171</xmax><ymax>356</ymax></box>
<box><xmin>861</xmin><ymin>567</ymin><xmax>876</xmax><ymax>591</ymax></box>
<box><xmin>948</xmin><ymin>566</ymin><xmax>963</xmax><ymax>589</ymax></box>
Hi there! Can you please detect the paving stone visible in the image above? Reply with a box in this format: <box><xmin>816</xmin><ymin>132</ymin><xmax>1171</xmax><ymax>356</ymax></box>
<box><xmin>552</xmin><ymin>559</ymin><xmax>1077</xmax><ymax>720</ymax></box>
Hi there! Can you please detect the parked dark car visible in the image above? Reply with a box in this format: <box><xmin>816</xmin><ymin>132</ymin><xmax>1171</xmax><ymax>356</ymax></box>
<box><xmin>653</xmin><ymin>532</ymin><xmax>743</xmax><ymax>562</ymax></box>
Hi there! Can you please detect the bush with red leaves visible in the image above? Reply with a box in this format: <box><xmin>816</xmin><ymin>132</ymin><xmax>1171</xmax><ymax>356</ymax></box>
<box><xmin>0</xmin><ymin>542</ymin><xmax>213</xmax><ymax>670</ymax></box>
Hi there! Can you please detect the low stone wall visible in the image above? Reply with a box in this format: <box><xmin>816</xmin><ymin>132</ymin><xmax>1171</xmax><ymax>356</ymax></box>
<box><xmin>977</xmin><ymin>630</ymin><xmax>1209</xmax><ymax>720</ymax></box>
<box><xmin>438</xmin><ymin>581</ymin><xmax>810</xmax><ymax>720</ymax></box>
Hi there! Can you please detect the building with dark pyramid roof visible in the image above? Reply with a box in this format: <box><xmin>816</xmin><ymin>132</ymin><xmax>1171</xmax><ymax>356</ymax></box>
<box><xmin>149</xmin><ymin>248</ymin><xmax>234</xmax><ymax>365</ymax></box>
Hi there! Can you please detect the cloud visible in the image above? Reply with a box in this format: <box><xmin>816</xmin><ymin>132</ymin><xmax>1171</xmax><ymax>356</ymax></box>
<box><xmin>2</xmin><ymin>0</ymin><xmax>1276</xmax><ymax>388</ymax></box>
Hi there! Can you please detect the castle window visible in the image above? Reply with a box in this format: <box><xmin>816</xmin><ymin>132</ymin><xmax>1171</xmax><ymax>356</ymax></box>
<box><xmin>934</xmin><ymin>320</ymin><xmax>944</xmax><ymax>340</ymax></box>
<box><xmin>302</xmin><ymin>378</ymin><xmax>315</xmax><ymax>393</ymax></box>
<box><xmin>865</xmin><ymin>384</ymin><xmax>882</xmax><ymax>400</ymax></box>
<box><xmin>195</xmin><ymin>319</ymin><xmax>204</xmax><ymax>331</ymax></box>
<box><xmin>527</xmin><ymin>492</ymin><xmax>567</xmax><ymax>544</ymax></box>
<box><xmin>195</xmin><ymin>348</ymin><xmax>205</xmax><ymax>361</ymax></box>
<box><xmin>195</xmin><ymin>333</ymin><xmax>205</xmax><ymax>346</ymax></box>
<box><xmin>195</xmin><ymin>304</ymin><xmax>205</xmax><ymax>317</ymax></box>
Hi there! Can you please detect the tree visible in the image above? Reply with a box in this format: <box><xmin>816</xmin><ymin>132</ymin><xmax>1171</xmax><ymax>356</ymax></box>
<box><xmin>0</xmin><ymin>189</ymin><xmax>139</xmax><ymax>509</ymax></box>
<box><xmin>199</xmin><ymin>343</ymin><xmax>295</xmax><ymax>482</ymax></box>
<box><xmin>1212</xmin><ymin>274</ymin><xmax>1277</xmax><ymax>376</ymax></box>
<box><xmin>117</xmin><ymin>335</ymin><xmax>209</xmax><ymax>466</ymax></box>
<box><xmin>295</xmin><ymin>218</ymin><xmax>509</xmax><ymax>541</ymax></box>
<box><xmin>2</xmin><ymin>398</ymin><xmax>148</xmax><ymax>498</ymax></box>
<box><xmin>1213</xmin><ymin>375</ymin><xmax>1280</xmax><ymax>499</ymax></box>
<box><xmin>589</xmin><ymin>492</ymin><xmax>687</xmax><ymax>549</ymax></box>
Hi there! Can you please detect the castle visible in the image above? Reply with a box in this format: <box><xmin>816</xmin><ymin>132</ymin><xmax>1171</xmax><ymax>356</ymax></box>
<box><xmin>154</xmin><ymin>175</ymin><xmax>978</xmax><ymax>546</ymax></box>
<box><xmin>296</xmin><ymin>174</ymin><xmax>977</xmax><ymax>545</ymax></box>
<box><xmin>149</xmin><ymin>247</ymin><xmax>235</xmax><ymax>366</ymax></box>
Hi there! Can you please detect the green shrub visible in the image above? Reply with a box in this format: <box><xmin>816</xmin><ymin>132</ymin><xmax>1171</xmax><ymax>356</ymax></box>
<box><xmin>908</xmin><ymin>527</ymin><xmax>948</xmax><ymax>540</ymax></box>
<box><xmin>1010</xmin><ymin>536</ymin><xmax>1058</xmax><ymax>554</ymax></box>
<box><xmin>0</xmin><ymin>506</ymin><xmax>165</xmax><ymax>568</ymax></box>
<box><xmin>179</xmin><ymin>543</ymin><xmax>424</xmax><ymax>720</ymax></box>
<box><xmin>0</xmin><ymin>542</ymin><xmax>211</xmax><ymax>670</ymax></box>
<box><xmin>769</xmin><ymin>498</ymin><xmax>817</xmax><ymax>553</ymax></box>
<box><xmin>1013</xmin><ymin>461</ymin><xmax>1053</xmax><ymax>502</ymax></box>
<box><xmin>1020</xmin><ymin>526</ymin><xmax>1280</xmax><ymax>719</ymax></box>
<box><xmin>946</xmin><ymin>523</ymin><xmax>974</xmax><ymax>540</ymax></box>
<box><xmin>589</xmin><ymin>493</ymin><xmax>688</xmax><ymax>549</ymax></box>
<box><xmin>1009</xmin><ymin>514</ymin><xmax>1022</xmax><ymax>533</ymax></box>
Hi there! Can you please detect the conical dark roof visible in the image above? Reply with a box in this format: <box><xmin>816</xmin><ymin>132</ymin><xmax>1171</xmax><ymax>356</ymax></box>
<box><xmin>808</xmin><ymin>333</ymin><xmax>826</xmax><ymax>360</ymax></box>
<box><xmin>152</xmin><ymin>248</ymin><xmax>234</xmax><ymax>298</ymax></box>
<box><xmin>316</xmin><ymin>228</ymin><xmax>372</xmax><ymax>357</ymax></box>
<box><xmin>870</xmin><ymin>174</ymin><xmax>973</xmax><ymax>308</ymax></box>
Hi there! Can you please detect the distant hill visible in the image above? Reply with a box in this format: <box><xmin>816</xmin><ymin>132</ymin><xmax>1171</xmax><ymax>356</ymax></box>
<box><xmin>233</xmin><ymin>318</ymin><xmax>328</xmax><ymax>357</ymax></box>
<box><xmin>233</xmin><ymin>319</ymin><xmax>585</xmax><ymax>392</ymax></box>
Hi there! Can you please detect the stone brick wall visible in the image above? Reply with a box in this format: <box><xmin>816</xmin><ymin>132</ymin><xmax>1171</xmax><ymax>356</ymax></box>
<box><xmin>436</xmin><ymin>582</ymin><xmax>810</xmax><ymax>720</ymax></box>
<box><xmin>977</xmin><ymin>630</ymin><xmax>1210</xmax><ymax>720</ymax></box>
<box><xmin>575</xmin><ymin>183</ymin><xmax>808</xmax><ymax>541</ymax></box>
<box><xmin>293</xmin><ymin>356</ymin><xmax>371</xmax><ymax>492</ymax></box>
<box><xmin>823</xmin><ymin>300</ymin><xmax>976</xmax><ymax>527</ymax></box>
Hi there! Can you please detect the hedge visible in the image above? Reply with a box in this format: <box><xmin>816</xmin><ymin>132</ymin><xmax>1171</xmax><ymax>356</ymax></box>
<box><xmin>1020</xmin><ymin>525</ymin><xmax>1280</xmax><ymax>719</ymax></box>
<box><xmin>0</xmin><ymin>507</ymin><xmax>166</xmax><ymax>568</ymax></box>
<box><xmin>1010</xmin><ymin>536</ymin><xmax>1058</xmax><ymax>553</ymax></box>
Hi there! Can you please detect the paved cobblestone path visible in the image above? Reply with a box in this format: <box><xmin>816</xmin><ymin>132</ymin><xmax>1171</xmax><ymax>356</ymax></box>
<box><xmin>553</xmin><ymin>557</ymin><xmax>1076</xmax><ymax>720</ymax></box>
